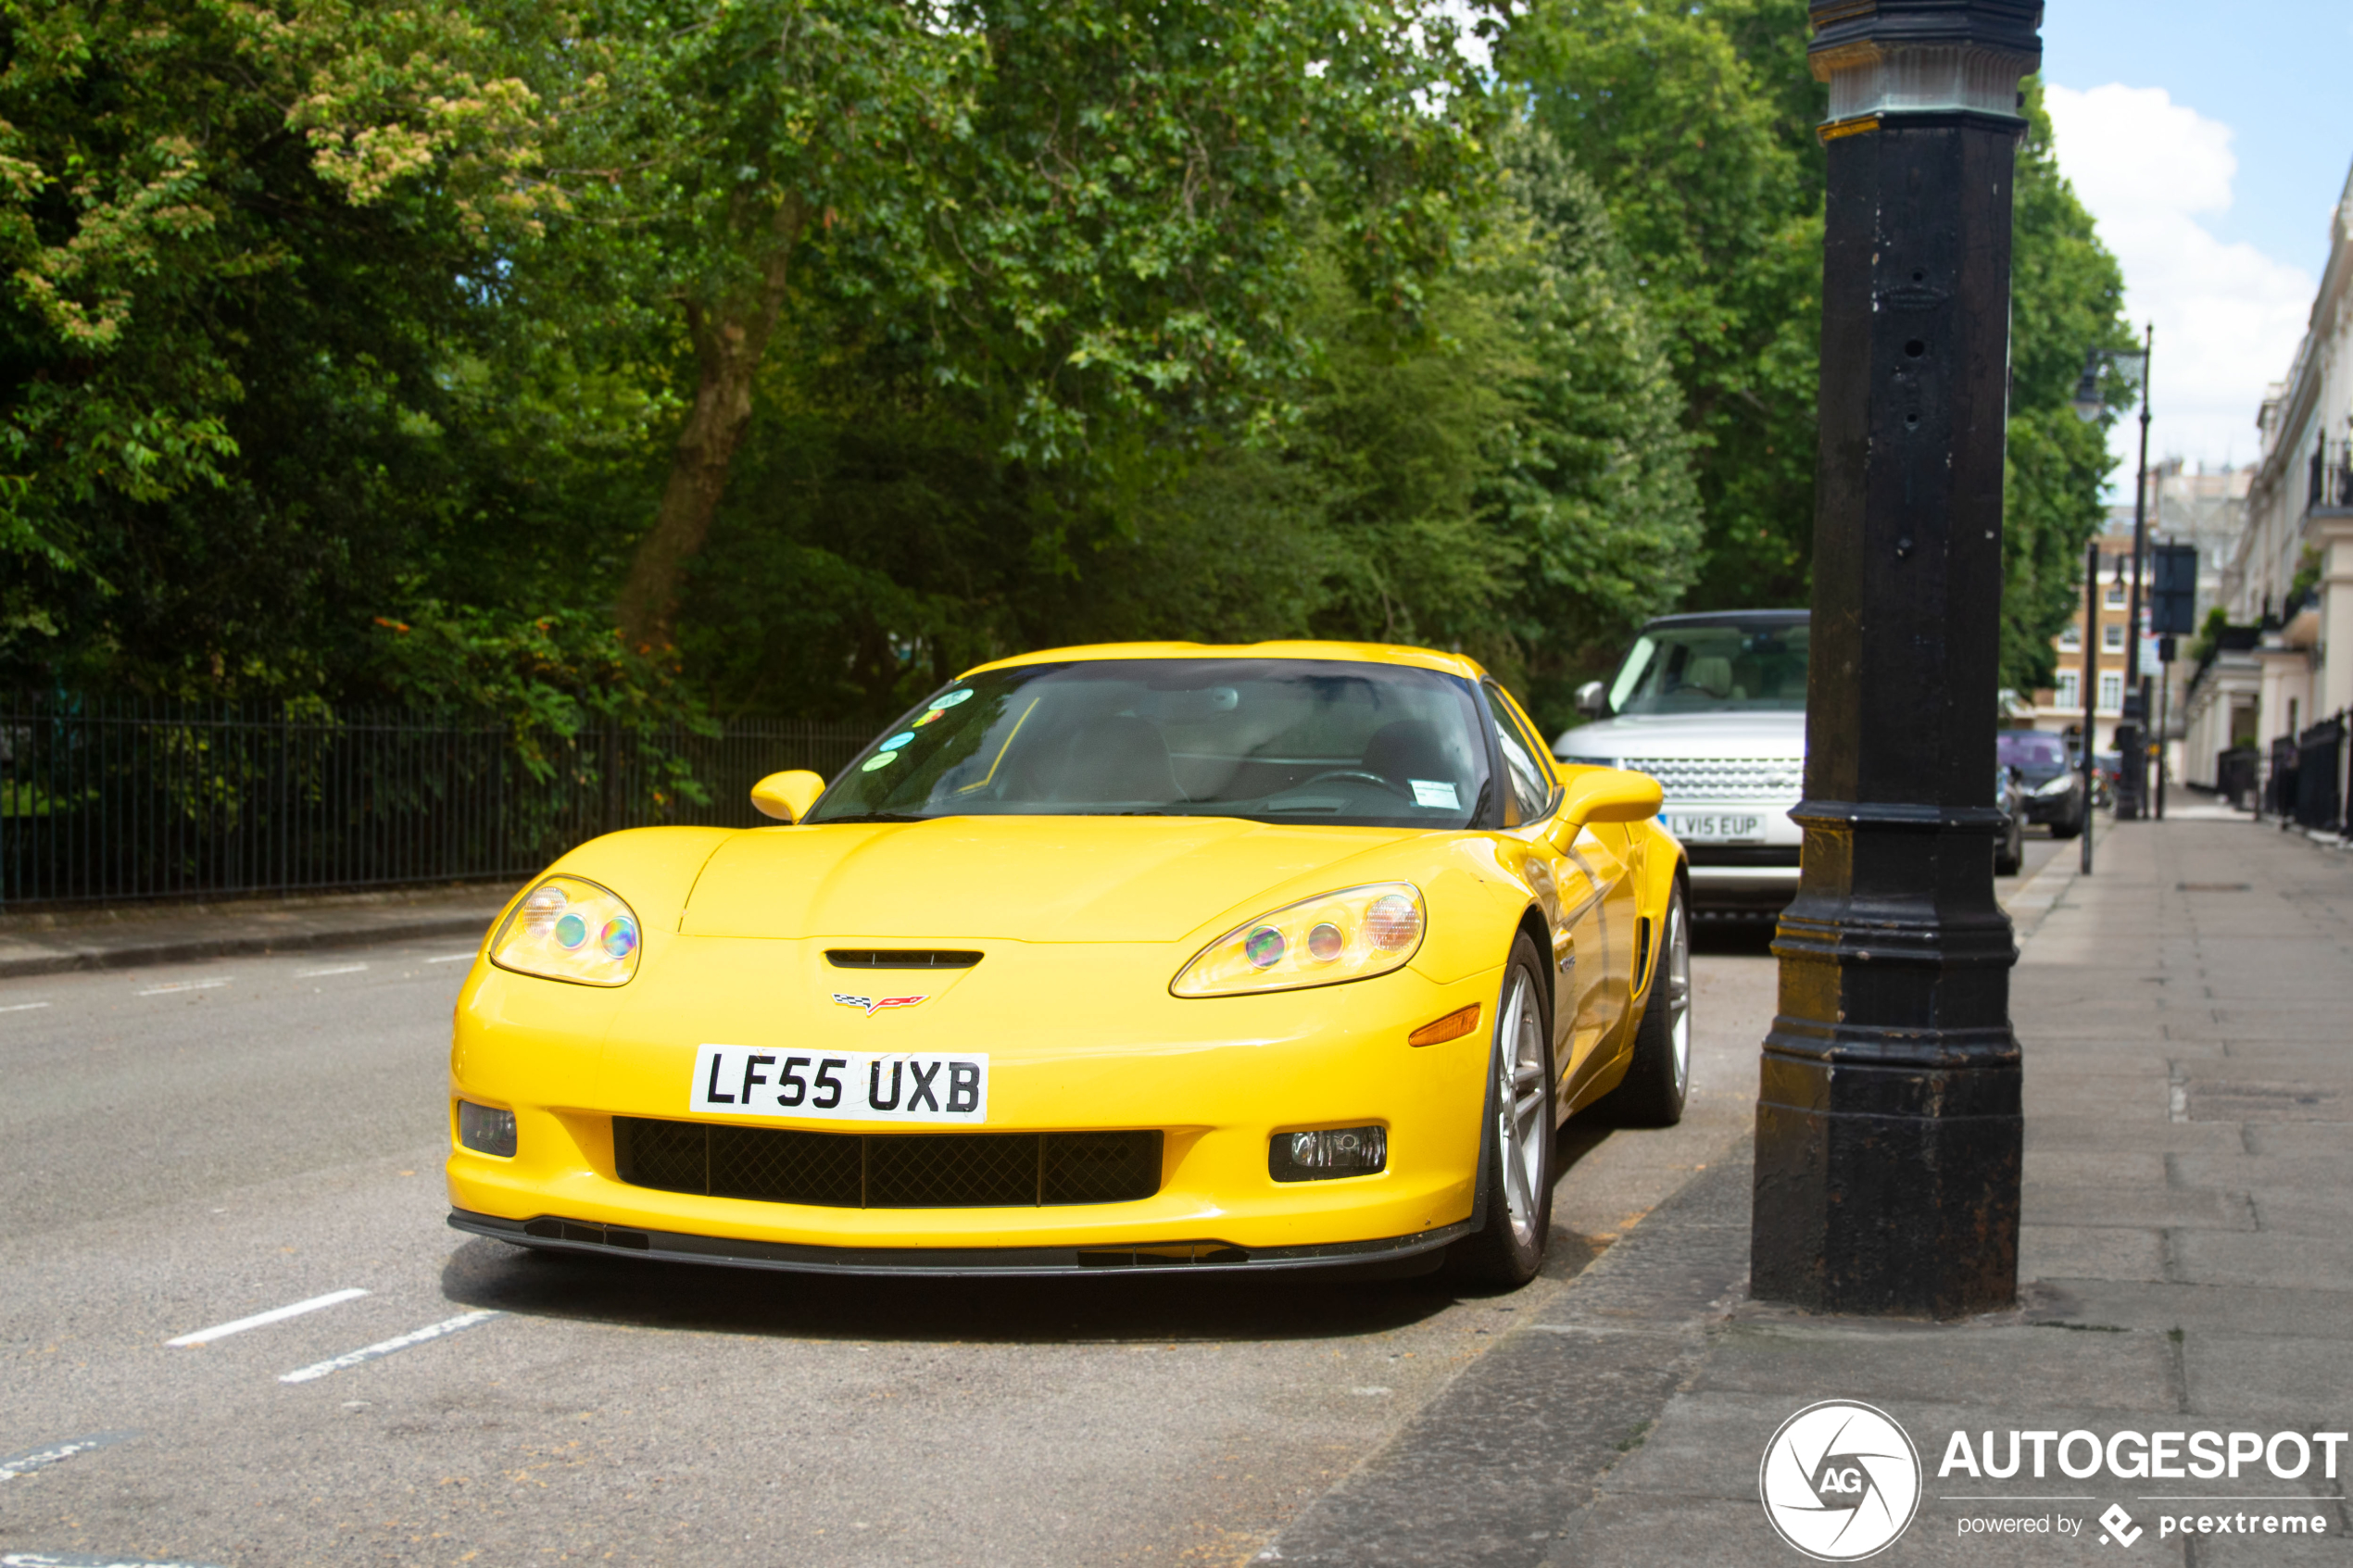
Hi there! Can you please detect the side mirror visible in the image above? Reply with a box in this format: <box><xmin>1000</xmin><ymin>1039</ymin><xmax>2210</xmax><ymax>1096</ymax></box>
<box><xmin>1573</xmin><ymin>680</ymin><xmax>1609</xmax><ymax>720</ymax></box>
<box><xmin>1559</xmin><ymin>767</ymin><xmax>1662</xmax><ymax>826</ymax></box>
<box><xmin>750</xmin><ymin>769</ymin><xmax>826</xmax><ymax>823</ymax></box>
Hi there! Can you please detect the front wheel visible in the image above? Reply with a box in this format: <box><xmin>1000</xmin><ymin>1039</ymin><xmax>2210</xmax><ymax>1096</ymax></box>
<box><xmin>1446</xmin><ymin>933</ymin><xmax>1555</xmax><ymax>1288</ymax></box>
<box><xmin>1608</xmin><ymin>881</ymin><xmax>1691</xmax><ymax>1127</ymax></box>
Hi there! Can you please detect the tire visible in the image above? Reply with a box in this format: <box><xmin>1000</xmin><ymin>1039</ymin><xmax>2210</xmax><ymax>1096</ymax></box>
<box><xmin>1446</xmin><ymin>932</ymin><xmax>1555</xmax><ymax>1289</ymax></box>
<box><xmin>1608</xmin><ymin>880</ymin><xmax>1691</xmax><ymax>1128</ymax></box>
<box><xmin>2049</xmin><ymin>812</ymin><xmax>2082</xmax><ymax>841</ymax></box>
<box><xmin>1994</xmin><ymin>815</ymin><xmax>2023</xmax><ymax>876</ymax></box>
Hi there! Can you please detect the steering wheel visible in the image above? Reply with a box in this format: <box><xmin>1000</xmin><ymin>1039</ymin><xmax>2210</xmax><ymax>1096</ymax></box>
<box><xmin>1297</xmin><ymin>769</ymin><xmax>1407</xmax><ymax>797</ymax></box>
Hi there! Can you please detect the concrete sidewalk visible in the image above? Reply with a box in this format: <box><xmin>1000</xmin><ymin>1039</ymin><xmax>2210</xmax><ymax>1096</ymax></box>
<box><xmin>1258</xmin><ymin>817</ymin><xmax>2353</xmax><ymax>1566</ymax></box>
<box><xmin>0</xmin><ymin>883</ymin><xmax>512</xmax><ymax>979</ymax></box>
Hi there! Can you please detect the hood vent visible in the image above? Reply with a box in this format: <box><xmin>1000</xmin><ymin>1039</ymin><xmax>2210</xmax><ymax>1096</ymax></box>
<box><xmin>825</xmin><ymin>949</ymin><xmax>984</xmax><ymax>970</ymax></box>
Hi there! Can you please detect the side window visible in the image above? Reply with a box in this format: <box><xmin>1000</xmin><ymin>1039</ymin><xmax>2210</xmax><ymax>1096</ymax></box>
<box><xmin>1485</xmin><ymin>683</ymin><xmax>1555</xmax><ymax>828</ymax></box>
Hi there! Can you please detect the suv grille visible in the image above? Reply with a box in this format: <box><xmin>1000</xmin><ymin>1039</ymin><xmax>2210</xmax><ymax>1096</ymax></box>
<box><xmin>1621</xmin><ymin>757</ymin><xmax>1804</xmax><ymax>802</ymax></box>
<box><xmin>613</xmin><ymin>1118</ymin><xmax>1162</xmax><ymax>1209</ymax></box>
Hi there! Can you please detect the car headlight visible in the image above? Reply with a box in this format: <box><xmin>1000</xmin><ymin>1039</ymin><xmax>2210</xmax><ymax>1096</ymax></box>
<box><xmin>1172</xmin><ymin>882</ymin><xmax>1424</xmax><ymax>997</ymax></box>
<box><xmin>488</xmin><ymin>874</ymin><xmax>643</xmax><ymax>986</ymax></box>
<box><xmin>2032</xmin><ymin>773</ymin><xmax>2077</xmax><ymax>797</ymax></box>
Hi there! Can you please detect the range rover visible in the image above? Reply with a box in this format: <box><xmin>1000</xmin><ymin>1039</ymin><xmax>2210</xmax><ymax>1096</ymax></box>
<box><xmin>1553</xmin><ymin>610</ymin><xmax>1807</xmax><ymax>917</ymax></box>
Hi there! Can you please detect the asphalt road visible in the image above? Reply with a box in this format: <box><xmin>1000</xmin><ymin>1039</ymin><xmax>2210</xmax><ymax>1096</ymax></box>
<box><xmin>0</xmin><ymin>836</ymin><xmax>2062</xmax><ymax>1567</ymax></box>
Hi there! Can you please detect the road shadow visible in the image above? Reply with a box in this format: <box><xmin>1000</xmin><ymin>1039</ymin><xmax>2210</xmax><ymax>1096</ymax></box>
<box><xmin>438</xmin><ymin>1124</ymin><xmax>1619</xmax><ymax>1345</ymax></box>
<box><xmin>1692</xmin><ymin>913</ymin><xmax>1779</xmax><ymax>958</ymax></box>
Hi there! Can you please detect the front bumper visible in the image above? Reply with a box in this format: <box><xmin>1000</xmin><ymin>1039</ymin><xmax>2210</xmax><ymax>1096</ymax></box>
<box><xmin>448</xmin><ymin>934</ymin><xmax>1498</xmax><ymax>1259</ymax></box>
<box><xmin>448</xmin><ymin>1207</ymin><xmax>1470</xmax><ymax>1277</ymax></box>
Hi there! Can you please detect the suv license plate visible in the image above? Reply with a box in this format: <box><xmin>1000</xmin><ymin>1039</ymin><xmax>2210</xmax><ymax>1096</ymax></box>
<box><xmin>1668</xmin><ymin>813</ymin><xmax>1764</xmax><ymax>843</ymax></box>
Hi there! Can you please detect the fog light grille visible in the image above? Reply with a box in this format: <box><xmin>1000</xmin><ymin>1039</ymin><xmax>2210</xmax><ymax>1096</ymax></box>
<box><xmin>614</xmin><ymin>1118</ymin><xmax>1161</xmax><ymax>1209</ymax></box>
<box><xmin>457</xmin><ymin>1100</ymin><xmax>517</xmax><ymax>1158</ymax></box>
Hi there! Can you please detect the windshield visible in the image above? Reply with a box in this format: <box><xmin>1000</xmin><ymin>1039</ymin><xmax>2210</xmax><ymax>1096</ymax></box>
<box><xmin>807</xmin><ymin>659</ymin><xmax>1495</xmax><ymax>829</ymax></box>
<box><xmin>1607</xmin><ymin>621</ymin><xmax>1809</xmax><ymax>714</ymax></box>
<box><xmin>1996</xmin><ymin>731</ymin><xmax>2071</xmax><ymax>771</ymax></box>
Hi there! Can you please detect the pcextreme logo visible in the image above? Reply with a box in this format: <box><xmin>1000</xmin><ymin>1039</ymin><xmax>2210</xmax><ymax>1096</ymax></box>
<box><xmin>1760</xmin><ymin>1400</ymin><xmax>1924</xmax><ymax>1562</ymax></box>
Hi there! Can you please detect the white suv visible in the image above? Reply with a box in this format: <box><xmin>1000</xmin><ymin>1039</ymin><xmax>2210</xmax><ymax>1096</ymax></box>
<box><xmin>1552</xmin><ymin>609</ymin><xmax>1807</xmax><ymax>917</ymax></box>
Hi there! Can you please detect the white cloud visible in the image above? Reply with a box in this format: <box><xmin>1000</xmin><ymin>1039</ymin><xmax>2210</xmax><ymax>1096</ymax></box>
<box><xmin>2043</xmin><ymin>83</ymin><xmax>2315</xmax><ymax>478</ymax></box>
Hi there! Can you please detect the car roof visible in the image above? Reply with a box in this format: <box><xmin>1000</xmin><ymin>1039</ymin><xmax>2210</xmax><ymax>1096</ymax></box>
<box><xmin>1638</xmin><ymin>608</ymin><xmax>1809</xmax><ymax>631</ymax></box>
<box><xmin>960</xmin><ymin>640</ymin><xmax>1491</xmax><ymax>683</ymax></box>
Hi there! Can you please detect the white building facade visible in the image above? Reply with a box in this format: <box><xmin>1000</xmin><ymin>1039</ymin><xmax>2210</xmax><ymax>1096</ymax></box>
<box><xmin>2183</xmin><ymin>159</ymin><xmax>2353</xmax><ymax>806</ymax></box>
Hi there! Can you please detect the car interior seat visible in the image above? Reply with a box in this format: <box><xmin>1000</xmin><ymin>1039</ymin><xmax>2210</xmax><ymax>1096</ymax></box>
<box><xmin>1045</xmin><ymin>715</ymin><xmax>1184</xmax><ymax>803</ymax></box>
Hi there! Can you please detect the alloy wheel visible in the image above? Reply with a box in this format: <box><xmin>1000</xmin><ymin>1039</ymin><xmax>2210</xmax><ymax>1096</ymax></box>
<box><xmin>1494</xmin><ymin>967</ymin><xmax>1548</xmax><ymax>1247</ymax></box>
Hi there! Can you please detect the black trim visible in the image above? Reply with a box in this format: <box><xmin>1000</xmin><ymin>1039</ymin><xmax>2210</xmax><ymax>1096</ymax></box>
<box><xmin>825</xmin><ymin>949</ymin><xmax>983</xmax><ymax>970</ymax></box>
<box><xmin>448</xmin><ymin>1208</ymin><xmax>1472</xmax><ymax>1278</ymax></box>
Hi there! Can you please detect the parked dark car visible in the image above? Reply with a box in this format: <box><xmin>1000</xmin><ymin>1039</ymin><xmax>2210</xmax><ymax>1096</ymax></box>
<box><xmin>1995</xmin><ymin>729</ymin><xmax>2085</xmax><ymax>839</ymax></box>
<box><xmin>1994</xmin><ymin>763</ymin><xmax>2026</xmax><ymax>875</ymax></box>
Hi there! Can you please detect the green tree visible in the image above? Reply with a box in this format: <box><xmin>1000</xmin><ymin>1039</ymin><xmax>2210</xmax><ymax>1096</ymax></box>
<box><xmin>0</xmin><ymin>0</ymin><xmax>539</xmax><ymax>690</ymax></box>
<box><xmin>1501</xmin><ymin>0</ymin><xmax>1821</xmax><ymax>612</ymax></box>
<box><xmin>530</xmin><ymin>0</ymin><xmax>1490</xmax><ymax>650</ymax></box>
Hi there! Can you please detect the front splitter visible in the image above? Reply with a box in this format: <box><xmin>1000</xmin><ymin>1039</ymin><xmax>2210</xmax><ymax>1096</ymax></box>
<box><xmin>448</xmin><ymin>1208</ymin><xmax>1468</xmax><ymax>1279</ymax></box>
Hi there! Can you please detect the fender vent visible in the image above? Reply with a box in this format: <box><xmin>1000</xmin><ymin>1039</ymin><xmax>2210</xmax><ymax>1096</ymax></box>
<box><xmin>824</xmin><ymin>949</ymin><xmax>985</xmax><ymax>969</ymax></box>
<box><xmin>614</xmin><ymin>1118</ymin><xmax>1161</xmax><ymax>1209</ymax></box>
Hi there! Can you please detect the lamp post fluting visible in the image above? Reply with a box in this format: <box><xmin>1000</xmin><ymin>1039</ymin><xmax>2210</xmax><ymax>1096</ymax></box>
<box><xmin>1750</xmin><ymin>0</ymin><xmax>2039</xmax><ymax>1318</ymax></box>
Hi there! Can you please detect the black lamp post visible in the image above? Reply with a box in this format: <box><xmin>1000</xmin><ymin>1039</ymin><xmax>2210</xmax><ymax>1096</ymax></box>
<box><xmin>1751</xmin><ymin>0</ymin><xmax>2039</xmax><ymax>1318</ymax></box>
<box><xmin>2115</xmin><ymin>325</ymin><xmax>2156</xmax><ymax>820</ymax></box>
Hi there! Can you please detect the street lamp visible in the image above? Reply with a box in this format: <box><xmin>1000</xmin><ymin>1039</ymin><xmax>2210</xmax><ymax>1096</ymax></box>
<box><xmin>2073</xmin><ymin>330</ymin><xmax>2157</xmax><ymax>818</ymax></box>
<box><xmin>1751</xmin><ymin>0</ymin><xmax>2039</xmax><ymax>1318</ymax></box>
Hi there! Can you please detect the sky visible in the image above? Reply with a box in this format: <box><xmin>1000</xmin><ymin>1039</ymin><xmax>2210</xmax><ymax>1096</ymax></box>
<box><xmin>2038</xmin><ymin>0</ymin><xmax>2350</xmax><ymax>479</ymax></box>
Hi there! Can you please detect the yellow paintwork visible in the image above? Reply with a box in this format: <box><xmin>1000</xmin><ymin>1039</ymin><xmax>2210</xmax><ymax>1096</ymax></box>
<box><xmin>447</xmin><ymin>640</ymin><xmax>1685</xmax><ymax>1260</ymax></box>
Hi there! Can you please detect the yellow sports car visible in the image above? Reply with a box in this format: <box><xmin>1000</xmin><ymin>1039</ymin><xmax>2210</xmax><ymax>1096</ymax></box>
<box><xmin>447</xmin><ymin>642</ymin><xmax>1689</xmax><ymax>1286</ymax></box>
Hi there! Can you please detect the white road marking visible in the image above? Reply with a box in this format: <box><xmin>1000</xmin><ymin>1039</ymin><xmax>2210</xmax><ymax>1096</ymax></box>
<box><xmin>0</xmin><ymin>1431</ymin><xmax>133</xmax><ymax>1483</ymax></box>
<box><xmin>0</xmin><ymin>1001</ymin><xmax>51</xmax><ymax>1013</ymax></box>
<box><xmin>136</xmin><ymin>979</ymin><xmax>229</xmax><ymax>997</ymax></box>
<box><xmin>2</xmin><ymin>1554</ymin><xmax>227</xmax><ymax>1567</ymax></box>
<box><xmin>296</xmin><ymin>962</ymin><xmax>368</xmax><ymax>977</ymax></box>
<box><xmin>423</xmin><ymin>953</ymin><xmax>475</xmax><ymax>964</ymax></box>
<box><xmin>166</xmin><ymin>1287</ymin><xmax>370</xmax><ymax>1348</ymax></box>
<box><xmin>279</xmin><ymin>1310</ymin><xmax>500</xmax><ymax>1384</ymax></box>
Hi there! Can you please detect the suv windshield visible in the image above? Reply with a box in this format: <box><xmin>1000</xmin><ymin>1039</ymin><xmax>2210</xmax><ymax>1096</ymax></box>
<box><xmin>1997</xmin><ymin>730</ymin><xmax>2072</xmax><ymax>775</ymax></box>
<box><xmin>1607</xmin><ymin>621</ymin><xmax>1809</xmax><ymax>714</ymax></box>
<box><xmin>807</xmin><ymin>659</ymin><xmax>1494</xmax><ymax>829</ymax></box>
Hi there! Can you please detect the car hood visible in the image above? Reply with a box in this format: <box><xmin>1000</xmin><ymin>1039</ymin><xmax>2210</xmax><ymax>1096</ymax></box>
<box><xmin>1551</xmin><ymin>709</ymin><xmax>1807</xmax><ymax>761</ymax></box>
<box><xmin>680</xmin><ymin>816</ymin><xmax>1419</xmax><ymax>944</ymax></box>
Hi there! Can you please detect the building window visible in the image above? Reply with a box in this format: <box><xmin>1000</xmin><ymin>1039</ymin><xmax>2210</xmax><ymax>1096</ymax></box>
<box><xmin>2098</xmin><ymin>671</ymin><xmax>2124</xmax><ymax>712</ymax></box>
<box><xmin>2056</xmin><ymin>671</ymin><xmax>2081</xmax><ymax>710</ymax></box>
<box><xmin>2102</xmin><ymin>622</ymin><xmax>2126</xmax><ymax>652</ymax></box>
<box><xmin>2104</xmin><ymin>582</ymin><xmax>2126</xmax><ymax>608</ymax></box>
<box><xmin>2058</xmin><ymin>625</ymin><xmax>2082</xmax><ymax>651</ymax></box>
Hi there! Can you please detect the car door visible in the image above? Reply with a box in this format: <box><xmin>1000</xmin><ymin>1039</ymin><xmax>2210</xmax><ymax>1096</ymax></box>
<box><xmin>1484</xmin><ymin>683</ymin><xmax>1633</xmax><ymax>1113</ymax></box>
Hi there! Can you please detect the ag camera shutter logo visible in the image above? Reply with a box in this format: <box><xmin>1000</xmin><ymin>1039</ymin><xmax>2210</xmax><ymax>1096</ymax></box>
<box><xmin>1760</xmin><ymin>1400</ymin><xmax>1923</xmax><ymax>1561</ymax></box>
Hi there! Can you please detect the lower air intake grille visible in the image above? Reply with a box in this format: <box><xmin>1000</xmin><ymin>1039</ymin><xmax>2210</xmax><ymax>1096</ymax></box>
<box><xmin>613</xmin><ymin>1118</ymin><xmax>1163</xmax><ymax>1209</ymax></box>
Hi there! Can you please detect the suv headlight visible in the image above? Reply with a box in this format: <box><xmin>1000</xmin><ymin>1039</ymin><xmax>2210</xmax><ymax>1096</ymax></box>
<box><xmin>488</xmin><ymin>874</ymin><xmax>643</xmax><ymax>986</ymax></box>
<box><xmin>1172</xmin><ymin>883</ymin><xmax>1424</xmax><ymax>997</ymax></box>
<box><xmin>2032</xmin><ymin>773</ymin><xmax>2077</xmax><ymax>797</ymax></box>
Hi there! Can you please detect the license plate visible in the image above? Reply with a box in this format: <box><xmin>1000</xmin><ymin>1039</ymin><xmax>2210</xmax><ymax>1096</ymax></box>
<box><xmin>1667</xmin><ymin>813</ymin><xmax>1764</xmax><ymax>843</ymax></box>
<box><xmin>689</xmin><ymin>1045</ymin><xmax>988</xmax><ymax>1124</ymax></box>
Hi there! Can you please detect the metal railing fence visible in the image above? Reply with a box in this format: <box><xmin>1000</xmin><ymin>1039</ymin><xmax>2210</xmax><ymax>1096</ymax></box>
<box><xmin>2308</xmin><ymin>438</ymin><xmax>2353</xmax><ymax>510</ymax></box>
<box><xmin>0</xmin><ymin>694</ymin><xmax>874</xmax><ymax>909</ymax></box>
<box><xmin>2293</xmin><ymin>714</ymin><xmax>2347</xmax><ymax>835</ymax></box>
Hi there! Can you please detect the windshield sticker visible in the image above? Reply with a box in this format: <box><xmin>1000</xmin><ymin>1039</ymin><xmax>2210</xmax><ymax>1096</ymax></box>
<box><xmin>862</xmin><ymin>751</ymin><xmax>900</xmax><ymax>772</ymax></box>
<box><xmin>1410</xmin><ymin>779</ymin><xmax>1460</xmax><ymax>809</ymax></box>
<box><xmin>913</xmin><ymin>709</ymin><xmax>945</xmax><ymax>726</ymax></box>
<box><xmin>928</xmin><ymin>689</ymin><xmax>975</xmax><ymax>710</ymax></box>
<box><xmin>881</xmin><ymin>731</ymin><xmax>915</xmax><ymax>749</ymax></box>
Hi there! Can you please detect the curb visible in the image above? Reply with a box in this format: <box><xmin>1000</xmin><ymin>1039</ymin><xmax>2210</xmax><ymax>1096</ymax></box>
<box><xmin>0</xmin><ymin>911</ymin><xmax>495</xmax><ymax>982</ymax></box>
